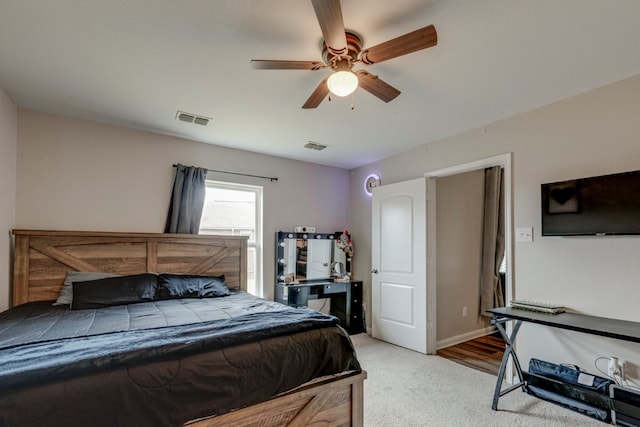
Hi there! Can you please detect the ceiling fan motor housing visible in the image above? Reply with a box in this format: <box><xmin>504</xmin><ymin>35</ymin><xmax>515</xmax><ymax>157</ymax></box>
<box><xmin>322</xmin><ymin>31</ymin><xmax>362</xmax><ymax>68</ymax></box>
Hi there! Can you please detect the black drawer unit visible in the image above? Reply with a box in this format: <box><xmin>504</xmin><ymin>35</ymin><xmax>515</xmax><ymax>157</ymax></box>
<box><xmin>275</xmin><ymin>281</ymin><xmax>364</xmax><ymax>335</ymax></box>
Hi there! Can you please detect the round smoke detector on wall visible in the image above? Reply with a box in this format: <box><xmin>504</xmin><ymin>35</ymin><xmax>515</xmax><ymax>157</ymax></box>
<box><xmin>364</xmin><ymin>174</ymin><xmax>381</xmax><ymax>196</ymax></box>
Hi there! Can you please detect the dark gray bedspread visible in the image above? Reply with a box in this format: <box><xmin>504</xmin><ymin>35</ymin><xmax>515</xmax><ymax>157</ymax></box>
<box><xmin>0</xmin><ymin>291</ymin><xmax>304</xmax><ymax>346</ymax></box>
<box><xmin>0</xmin><ymin>292</ymin><xmax>361</xmax><ymax>427</ymax></box>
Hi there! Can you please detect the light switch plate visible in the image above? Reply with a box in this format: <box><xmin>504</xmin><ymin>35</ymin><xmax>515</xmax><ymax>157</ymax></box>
<box><xmin>516</xmin><ymin>227</ymin><xmax>533</xmax><ymax>242</ymax></box>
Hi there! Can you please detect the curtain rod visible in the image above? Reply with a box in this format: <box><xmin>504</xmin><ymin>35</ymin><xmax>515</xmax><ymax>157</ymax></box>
<box><xmin>173</xmin><ymin>164</ymin><xmax>278</xmax><ymax>182</ymax></box>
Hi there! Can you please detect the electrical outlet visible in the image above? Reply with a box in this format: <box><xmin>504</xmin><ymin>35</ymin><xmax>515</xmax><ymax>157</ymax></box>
<box><xmin>462</xmin><ymin>306</ymin><xmax>468</xmax><ymax>318</ymax></box>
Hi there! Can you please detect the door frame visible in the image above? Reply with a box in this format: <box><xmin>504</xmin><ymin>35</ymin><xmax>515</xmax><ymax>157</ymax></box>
<box><xmin>425</xmin><ymin>153</ymin><xmax>514</xmax><ymax>374</ymax></box>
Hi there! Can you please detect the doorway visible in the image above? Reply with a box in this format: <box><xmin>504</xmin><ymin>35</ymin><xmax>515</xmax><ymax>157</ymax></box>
<box><xmin>425</xmin><ymin>154</ymin><xmax>513</xmax><ymax>361</ymax></box>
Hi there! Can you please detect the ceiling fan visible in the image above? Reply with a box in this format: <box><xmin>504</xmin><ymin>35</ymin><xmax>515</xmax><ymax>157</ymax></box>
<box><xmin>250</xmin><ymin>0</ymin><xmax>437</xmax><ymax>109</ymax></box>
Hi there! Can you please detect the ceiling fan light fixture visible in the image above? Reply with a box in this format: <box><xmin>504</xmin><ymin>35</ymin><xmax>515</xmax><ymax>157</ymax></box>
<box><xmin>327</xmin><ymin>69</ymin><xmax>358</xmax><ymax>97</ymax></box>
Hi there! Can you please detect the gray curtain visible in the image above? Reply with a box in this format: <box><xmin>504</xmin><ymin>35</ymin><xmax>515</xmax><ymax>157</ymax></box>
<box><xmin>480</xmin><ymin>166</ymin><xmax>505</xmax><ymax>316</ymax></box>
<box><xmin>164</xmin><ymin>164</ymin><xmax>208</xmax><ymax>234</ymax></box>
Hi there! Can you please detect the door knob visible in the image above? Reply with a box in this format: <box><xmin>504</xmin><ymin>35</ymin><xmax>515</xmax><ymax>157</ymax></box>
<box><xmin>371</xmin><ymin>269</ymin><xmax>378</xmax><ymax>274</ymax></box>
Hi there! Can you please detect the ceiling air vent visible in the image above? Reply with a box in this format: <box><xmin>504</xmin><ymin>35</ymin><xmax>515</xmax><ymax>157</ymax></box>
<box><xmin>193</xmin><ymin>116</ymin><xmax>210</xmax><ymax>126</ymax></box>
<box><xmin>304</xmin><ymin>141</ymin><xmax>328</xmax><ymax>151</ymax></box>
<box><xmin>176</xmin><ymin>111</ymin><xmax>212</xmax><ymax>126</ymax></box>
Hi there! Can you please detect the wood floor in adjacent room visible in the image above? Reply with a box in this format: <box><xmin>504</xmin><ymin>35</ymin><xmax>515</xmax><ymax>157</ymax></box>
<box><xmin>437</xmin><ymin>334</ymin><xmax>505</xmax><ymax>376</ymax></box>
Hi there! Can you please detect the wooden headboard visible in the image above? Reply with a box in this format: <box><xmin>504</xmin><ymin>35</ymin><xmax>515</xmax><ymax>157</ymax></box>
<box><xmin>11</xmin><ymin>230</ymin><xmax>248</xmax><ymax>306</ymax></box>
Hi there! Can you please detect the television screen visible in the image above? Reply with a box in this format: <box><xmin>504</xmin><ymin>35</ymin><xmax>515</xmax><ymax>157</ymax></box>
<box><xmin>541</xmin><ymin>170</ymin><xmax>640</xmax><ymax>236</ymax></box>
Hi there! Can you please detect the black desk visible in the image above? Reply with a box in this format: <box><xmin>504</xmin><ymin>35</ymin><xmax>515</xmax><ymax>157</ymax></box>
<box><xmin>275</xmin><ymin>281</ymin><xmax>364</xmax><ymax>335</ymax></box>
<box><xmin>488</xmin><ymin>307</ymin><xmax>640</xmax><ymax>421</ymax></box>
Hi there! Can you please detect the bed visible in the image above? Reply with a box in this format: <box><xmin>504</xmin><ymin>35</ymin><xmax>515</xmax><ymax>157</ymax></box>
<box><xmin>1</xmin><ymin>229</ymin><xmax>365</xmax><ymax>427</ymax></box>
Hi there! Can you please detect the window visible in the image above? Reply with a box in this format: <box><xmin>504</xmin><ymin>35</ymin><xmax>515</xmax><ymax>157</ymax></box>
<box><xmin>499</xmin><ymin>255</ymin><xmax>506</xmax><ymax>274</ymax></box>
<box><xmin>199</xmin><ymin>181</ymin><xmax>262</xmax><ymax>296</ymax></box>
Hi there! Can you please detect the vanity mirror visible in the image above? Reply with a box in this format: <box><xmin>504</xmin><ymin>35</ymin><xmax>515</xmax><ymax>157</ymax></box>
<box><xmin>275</xmin><ymin>231</ymin><xmax>352</xmax><ymax>283</ymax></box>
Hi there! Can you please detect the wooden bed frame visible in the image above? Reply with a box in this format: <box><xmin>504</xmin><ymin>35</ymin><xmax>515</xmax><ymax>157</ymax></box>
<box><xmin>11</xmin><ymin>229</ymin><xmax>365</xmax><ymax>427</ymax></box>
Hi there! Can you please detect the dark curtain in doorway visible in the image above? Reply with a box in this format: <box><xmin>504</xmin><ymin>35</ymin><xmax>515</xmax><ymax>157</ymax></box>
<box><xmin>164</xmin><ymin>164</ymin><xmax>208</xmax><ymax>234</ymax></box>
<box><xmin>480</xmin><ymin>166</ymin><xmax>505</xmax><ymax>316</ymax></box>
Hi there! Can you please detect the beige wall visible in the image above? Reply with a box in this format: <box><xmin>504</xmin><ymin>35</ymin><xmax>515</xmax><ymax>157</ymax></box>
<box><xmin>350</xmin><ymin>74</ymin><xmax>640</xmax><ymax>374</ymax></box>
<box><xmin>436</xmin><ymin>170</ymin><xmax>492</xmax><ymax>343</ymax></box>
<box><xmin>0</xmin><ymin>87</ymin><xmax>17</xmax><ymax>311</ymax></box>
<box><xmin>9</xmin><ymin>74</ymin><xmax>640</xmax><ymax>375</ymax></box>
<box><xmin>15</xmin><ymin>110</ymin><xmax>351</xmax><ymax>301</ymax></box>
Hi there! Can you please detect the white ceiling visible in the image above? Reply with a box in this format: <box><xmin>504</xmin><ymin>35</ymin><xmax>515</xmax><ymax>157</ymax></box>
<box><xmin>2</xmin><ymin>1</ymin><xmax>640</xmax><ymax>170</ymax></box>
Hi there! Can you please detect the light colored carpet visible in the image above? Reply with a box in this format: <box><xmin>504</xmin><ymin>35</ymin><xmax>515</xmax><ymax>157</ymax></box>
<box><xmin>351</xmin><ymin>333</ymin><xmax>604</xmax><ymax>426</ymax></box>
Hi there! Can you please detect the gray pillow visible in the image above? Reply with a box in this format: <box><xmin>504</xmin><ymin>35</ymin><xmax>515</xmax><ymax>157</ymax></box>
<box><xmin>53</xmin><ymin>271</ymin><xmax>121</xmax><ymax>306</ymax></box>
<box><xmin>158</xmin><ymin>273</ymin><xmax>229</xmax><ymax>299</ymax></box>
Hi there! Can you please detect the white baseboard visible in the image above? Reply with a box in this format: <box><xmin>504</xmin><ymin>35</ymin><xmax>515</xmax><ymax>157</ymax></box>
<box><xmin>436</xmin><ymin>326</ymin><xmax>497</xmax><ymax>350</ymax></box>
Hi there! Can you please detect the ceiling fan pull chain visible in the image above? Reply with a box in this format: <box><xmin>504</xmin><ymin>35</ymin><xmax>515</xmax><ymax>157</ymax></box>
<box><xmin>351</xmin><ymin>93</ymin><xmax>355</xmax><ymax>110</ymax></box>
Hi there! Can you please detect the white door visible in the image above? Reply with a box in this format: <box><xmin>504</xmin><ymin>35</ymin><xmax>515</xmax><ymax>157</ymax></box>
<box><xmin>372</xmin><ymin>177</ymin><xmax>430</xmax><ymax>354</ymax></box>
<box><xmin>307</xmin><ymin>239</ymin><xmax>332</xmax><ymax>279</ymax></box>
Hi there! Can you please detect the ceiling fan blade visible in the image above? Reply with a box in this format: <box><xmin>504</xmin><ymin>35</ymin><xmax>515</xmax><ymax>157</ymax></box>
<box><xmin>311</xmin><ymin>0</ymin><xmax>348</xmax><ymax>56</ymax></box>
<box><xmin>360</xmin><ymin>24</ymin><xmax>437</xmax><ymax>65</ymax></box>
<box><xmin>251</xmin><ymin>60</ymin><xmax>325</xmax><ymax>70</ymax></box>
<box><xmin>302</xmin><ymin>78</ymin><xmax>330</xmax><ymax>109</ymax></box>
<box><xmin>356</xmin><ymin>70</ymin><xmax>401</xmax><ymax>103</ymax></box>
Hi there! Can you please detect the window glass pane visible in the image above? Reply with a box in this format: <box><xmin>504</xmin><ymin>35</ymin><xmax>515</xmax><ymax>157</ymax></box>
<box><xmin>499</xmin><ymin>255</ymin><xmax>506</xmax><ymax>273</ymax></box>
<box><xmin>200</xmin><ymin>186</ymin><xmax>256</xmax><ymax>241</ymax></box>
<box><xmin>247</xmin><ymin>247</ymin><xmax>256</xmax><ymax>294</ymax></box>
<box><xmin>199</xmin><ymin>181</ymin><xmax>262</xmax><ymax>296</ymax></box>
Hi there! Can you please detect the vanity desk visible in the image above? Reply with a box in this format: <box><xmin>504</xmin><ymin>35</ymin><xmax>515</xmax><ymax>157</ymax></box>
<box><xmin>275</xmin><ymin>280</ymin><xmax>363</xmax><ymax>334</ymax></box>
<box><xmin>275</xmin><ymin>231</ymin><xmax>363</xmax><ymax>335</ymax></box>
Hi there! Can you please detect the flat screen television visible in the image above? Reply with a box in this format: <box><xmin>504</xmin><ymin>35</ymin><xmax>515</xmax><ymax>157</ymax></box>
<box><xmin>541</xmin><ymin>169</ymin><xmax>640</xmax><ymax>236</ymax></box>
